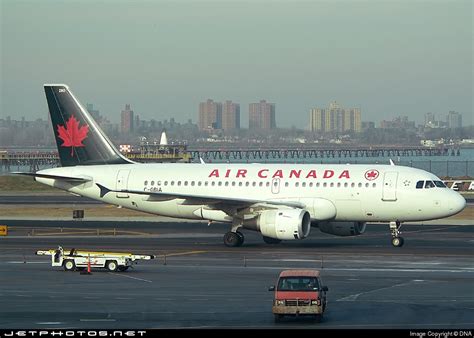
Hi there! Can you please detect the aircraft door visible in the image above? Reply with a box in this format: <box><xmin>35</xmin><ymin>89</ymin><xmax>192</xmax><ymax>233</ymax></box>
<box><xmin>382</xmin><ymin>172</ymin><xmax>398</xmax><ymax>201</ymax></box>
<box><xmin>116</xmin><ymin>169</ymin><xmax>130</xmax><ymax>198</ymax></box>
<box><xmin>271</xmin><ymin>178</ymin><xmax>281</xmax><ymax>194</ymax></box>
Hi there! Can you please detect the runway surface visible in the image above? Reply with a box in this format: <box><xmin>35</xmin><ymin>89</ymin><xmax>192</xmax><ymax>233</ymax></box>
<box><xmin>0</xmin><ymin>219</ymin><xmax>473</xmax><ymax>329</ymax></box>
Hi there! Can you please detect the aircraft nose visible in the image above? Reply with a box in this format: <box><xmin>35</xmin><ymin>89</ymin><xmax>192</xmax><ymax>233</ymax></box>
<box><xmin>449</xmin><ymin>193</ymin><xmax>466</xmax><ymax>215</ymax></box>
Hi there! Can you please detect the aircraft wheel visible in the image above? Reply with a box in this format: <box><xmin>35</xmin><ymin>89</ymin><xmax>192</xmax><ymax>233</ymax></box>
<box><xmin>236</xmin><ymin>231</ymin><xmax>245</xmax><ymax>246</ymax></box>
<box><xmin>263</xmin><ymin>236</ymin><xmax>282</xmax><ymax>245</ymax></box>
<box><xmin>224</xmin><ymin>231</ymin><xmax>242</xmax><ymax>247</ymax></box>
<box><xmin>391</xmin><ymin>237</ymin><xmax>404</xmax><ymax>247</ymax></box>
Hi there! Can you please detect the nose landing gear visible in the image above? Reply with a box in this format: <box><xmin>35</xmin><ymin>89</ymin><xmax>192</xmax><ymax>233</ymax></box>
<box><xmin>390</xmin><ymin>221</ymin><xmax>404</xmax><ymax>247</ymax></box>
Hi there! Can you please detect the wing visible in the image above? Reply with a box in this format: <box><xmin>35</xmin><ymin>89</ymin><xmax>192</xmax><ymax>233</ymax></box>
<box><xmin>96</xmin><ymin>183</ymin><xmax>305</xmax><ymax>209</ymax></box>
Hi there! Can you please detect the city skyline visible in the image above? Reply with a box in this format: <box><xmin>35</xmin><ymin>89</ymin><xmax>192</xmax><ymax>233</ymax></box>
<box><xmin>1</xmin><ymin>0</ymin><xmax>472</xmax><ymax>127</ymax></box>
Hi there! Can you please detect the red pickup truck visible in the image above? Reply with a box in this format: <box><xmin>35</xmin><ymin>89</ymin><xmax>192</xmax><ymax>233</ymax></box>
<box><xmin>269</xmin><ymin>269</ymin><xmax>328</xmax><ymax>322</ymax></box>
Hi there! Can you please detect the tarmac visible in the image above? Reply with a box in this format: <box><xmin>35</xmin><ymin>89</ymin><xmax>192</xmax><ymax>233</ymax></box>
<box><xmin>0</xmin><ymin>216</ymin><xmax>473</xmax><ymax>329</ymax></box>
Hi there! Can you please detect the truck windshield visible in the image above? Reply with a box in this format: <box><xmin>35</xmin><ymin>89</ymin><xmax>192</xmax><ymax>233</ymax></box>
<box><xmin>277</xmin><ymin>277</ymin><xmax>319</xmax><ymax>291</ymax></box>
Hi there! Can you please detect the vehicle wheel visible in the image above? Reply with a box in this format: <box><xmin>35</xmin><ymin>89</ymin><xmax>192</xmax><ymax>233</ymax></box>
<box><xmin>263</xmin><ymin>236</ymin><xmax>282</xmax><ymax>245</ymax></box>
<box><xmin>391</xmin><ymin>236</ymin><xmax>404</xmax><ymax>247</ymax></box>
<box><xmin>106</xmin><ymin>260</ymin><xmax>118</xmax><ymax>272</ymax></box>
<box><xmin>274</xmin><ymin>314</ymin><xmax>283</xmax><ymax>323</ymax></box>
<box><xmin>118</xmin><ymin>266</ymin><xmax>129</xmax><ymax>272</ymax></box>
<box><xmin>224</xmin><ymin>231</ymin><xmax>241</xmax><ymax>247</ymax></box>
<box><xmin>236</xmin><ymin>231</ymin><xmax>245</xmax><ymax>246</ymax></box>
<box><xmin>63</xmin><ymin>260</ymin><xmax>76</xmax><ymax>271</ymax></box>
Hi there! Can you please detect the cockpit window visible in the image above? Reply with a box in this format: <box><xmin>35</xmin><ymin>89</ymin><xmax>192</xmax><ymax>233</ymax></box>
<box><xmin>434</xmin><ymin>181</ymin><xmax>447</xmax><ymax>188</ymax></box>
<box><xmin>424</xmin><ymin>181</ymin><xmax>435</xmax><ymax>189</ymax></box>
<box><xmin>416</xmin><ymin>181</ymin><xmax>424</xmax><ymax>189</ymax></box>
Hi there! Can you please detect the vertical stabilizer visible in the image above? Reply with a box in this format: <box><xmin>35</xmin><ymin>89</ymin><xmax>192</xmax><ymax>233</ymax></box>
<box><xmin>44</xmin><ymin>84</ymin><xmax>132</xmax><ymax>166</ymax></box>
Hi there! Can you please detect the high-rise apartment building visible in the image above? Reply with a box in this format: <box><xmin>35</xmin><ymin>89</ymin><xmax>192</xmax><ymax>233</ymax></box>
<box><xmin>447</xmin><ymin>111</ymin><xmax>462</xmax><ymax>129</ymax></box>
<box><xmin>121</xmin><ymin>104</ymin><xmax>134</xmax><ymax>134</ymax></box>
<box><xmin>222</xmin><ymin>100</ymin><xmax>240</xmax><ymax>131</ymax></box>
<box><xmin>249</xmin><ymin>100</ymin><xmax>276</xmax><ymax>130</ymax></box>
<box><xmin>199</xmin><ymin>99</ymin><xmax>222</xmax><ymax>131</ymax></box>
<box><xmin>310</xmin><ymin>101</ymin><xmax>361</xmax><ymax>133</ymax></box>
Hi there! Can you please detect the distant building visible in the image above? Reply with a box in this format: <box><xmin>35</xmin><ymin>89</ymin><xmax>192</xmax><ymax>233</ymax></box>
<box><xmin>249</xmin><ymin>100</ymin><xmax>276</xmax><ymax>130</ymax></box>
<box><xmin>447</xmin><ymin>111</ymin><xmax>462</xmax><ymax>129</ymax></box>
<box><xmin>121</xmin><ymin>104</ymin><xmax>134</xmax><ymax>134</ymax></box>
<box><xmin>199</xmin><ymin>99</ymin><xmax>222</xmax><ymax>131</ymax></box>
<box><xmin>310</xmin><ymin>101</ymin><xmax>361</xmax><ymax>133</ymax></box>
<box><xmin>379</xmin><ymin>116</ymin><xmax>416</xmax><ymax>130</ymax></box>
<box><xmin>222</xmin><ymin>100</ymin><xmax>240</xmax><ymax>131</ymax></box>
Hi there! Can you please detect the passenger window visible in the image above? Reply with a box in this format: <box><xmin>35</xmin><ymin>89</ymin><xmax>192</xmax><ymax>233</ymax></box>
<box><xmin>323</xmin><ymin>183</ymin><xmax>327</xmax><ymax>188</ymax></box>
<box><xmin>224</xmin><ymin>182</ymin><xmax>229</xmax><ymax>187</ymax></box>
<box><xmin>238</xmin><ymin>182</ymin><xmax>243</xmax><ymax>187</ymax></box>
<box><xmin>416</xmin><ymin>181</ymin><xmax>424</xmax><ymax>189</ymax></box>
<box><xmin>259</xmin><ymin>182</ymin><xmax>263</xmax><ymax>187</ymax></box>
<box><xmin>330</xmin><ymin>182</ymin><xmax>334</xmax><ymax>188</ymax></box>
<box><xmin>372</xmin><ymin>183</ymin><xmax>376</xmax><ymax>188</ymax></box>
<box><xmin>358</xmin><ymin>183</ymin><xmax>362</xmax><ymax>188</ymax></box>
<box><xmin>177</xmin><ymin>181</ymin><xmax>181</xmax><ymax>186</ymax></box>
<box><xmin>302</xmin><ymin>182</ymin><xmax>306</xmax><ymax>187</ymax></box>
<box><xmin>231</xmin><ymin>182</ymin><xmax>236</xmax><ymax>186</ymax></box>
<box><xmin>344</xmin><ymin>182</ymin><xmax>348</xmax><ymax>188</ymax></box>
<box><xmin>266</xmin><ymin>182</ymin><xmax>270</xmax><ymax>187</ymax></box>
<box><xmin>351</xmin><ymin>182</ymin><xmax>355</xmax><ymax>187</ymax></box>
<box><xmin>164</xmin><ymin>181</ymin><xmax>168</xmax><ymax>186</ymax></box>
<box><xmin>171</xmin><ymin>181</ymin><xmax>175</xmax><ymax>186</ymax></box>
<box><xmin>218</xmin><ymin>182</ymin><xmax>222</xmax><ymax>186</ymax></box>
<box><xmin>295</xmin><ymin>182</ymin><xmax>299</xmax><ymax>187</ymax></box>
<box><xmin>425</xmin><ymin>181</ymin><xmax>435</xmax><ymax>189</ymax></box>
<box><xmin>309</xmin><ymin>182</ymin><xmax>313</xmax><ymax>187</ymax></box>
<box><xmin>337</xmin><ymin>182</ymin><xmax>341</xmax><ymax>187</ymax></box>
<box><xmin>191</xmin><ymin>181</ymin><xmax>195</xmax><ymax>186</ymax></box>
<box><xmin>144</xmin><ymin>181</ymin><xmax>148</xmax><ymax>186</ymax></box>
<box><xmin>253</xmin><ymin>182</ymin><xmax>257</xmax><ymax>187</ymax></box>
<box><xmin>316</xmin><ymin>182</ymin><xmax>320</xmax><ymax>187</ymax></box>
<box><xmin>211</xmin><ymin>182</ymin><xmax>215</xmax><ymax>186</ymax></box>
<box><xmin>184</xmin><ymin>181</ymin><xmax>188</xmax><ymax>186</ymax></box>
<box><xmin>285</xmin><ymin>182</ymin><xmax>289</xmax><ymax>187</ymax></box>
<box><xmin>245</xmin><ymin>182</ymin><xmax>250</xmax><ymax>187</ymax></box>
<box><xmin>365</xmin><ymin>183</ymin><xmax>369</xmax><ymax>187</ymax></box>
<box><xmin>204</xmin><ymin>181</ymin><xmax>208</xmax><ymax>186</ymax></box>
<box><xmin>151</xmin><ymin>181</ymin><xmax>155</xmax><ymax>186</ymax></box>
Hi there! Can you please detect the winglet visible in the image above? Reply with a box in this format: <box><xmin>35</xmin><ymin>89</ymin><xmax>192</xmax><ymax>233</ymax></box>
<box><xmin>389</xmin><ymin>159</ymin><xmax>395</xmax><ymax>166</ymax></box>
<box><xmin>96</xmin><ymin>183</ymin><xmax>111</xmax><ymax>198</ymax></box>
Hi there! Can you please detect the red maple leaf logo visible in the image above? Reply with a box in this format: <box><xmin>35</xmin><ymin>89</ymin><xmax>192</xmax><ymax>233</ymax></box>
<box><xmin>364</xmin><ymin>169</ymin><xmax>379</xmax><ymax>181</ymax></box>
<box><xmin>57</xmin><ymin>115</ymin><xmax>89</xmax><ymax>156</ymax></box>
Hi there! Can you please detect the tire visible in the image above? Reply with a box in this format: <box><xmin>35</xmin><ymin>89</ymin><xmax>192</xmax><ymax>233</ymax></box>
<box><xmin>224</xmin><ymin>232</ymin><xmax>241</xmax><ymax>247</ymax></box>
<box><xmin>392</xmin><ymin>237</ymin><xmax>404</xmax><ymax>247</ymax></box>
<box><xmin>118</xmin><ymin>266</ymin><xmax>129</xmax><ymax>272</ymax></box>
<box><xmin>63</xmin><ymin>260</ymin><xmax>76</xmax><ymax>271</ymax></box>
<box><xmin>313</xmin><ymin>314</ymin><xmax>322</xmax><ymax>323</ymax></box>
<box><xmin>106</xmin><ymin>260</ymin><xmax>118</xmax><ymax>272</ymax></box>
<box><xmin>263</xmin><ymin>236</ymin><xmax>282</xmax><ymax>245</ymax></box>
<box><xmin>236</xmin><ymin>231</ymin><xmax>245</xmax><ymax>246</ymax></box>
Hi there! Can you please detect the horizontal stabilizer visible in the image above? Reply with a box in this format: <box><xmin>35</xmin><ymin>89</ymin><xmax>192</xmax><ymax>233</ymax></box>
<box><xmin>12</xmin><ymin>172</ymin><xmax>91</xmax><ymax>182</ymax></box>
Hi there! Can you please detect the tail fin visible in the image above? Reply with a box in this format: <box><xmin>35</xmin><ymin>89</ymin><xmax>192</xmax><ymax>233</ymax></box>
<box><xmin>44</xmin><ymin>84</ymin><xmax>132</xmax><ymax>167</ymax></box>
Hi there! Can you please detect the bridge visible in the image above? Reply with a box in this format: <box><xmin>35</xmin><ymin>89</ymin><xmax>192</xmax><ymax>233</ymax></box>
<box><xmin>1</xmin><ymin>145</ymin><xmax>461</xmax><ymax>173</ymax></box>
<box><xmin>188</xmin><ymin>146</ymin><xmax>459</xmax><ymax>161</ymax></box>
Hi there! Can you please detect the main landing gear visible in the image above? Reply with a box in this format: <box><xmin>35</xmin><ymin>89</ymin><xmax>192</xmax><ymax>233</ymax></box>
<box><xmin>224</xmin><ymin>230</ymin><xmax>244</xmax><ymax>247</ymax></box>
<box><xmin>390</xmin><ymin>221</ymin><xmax>404</xmax><ymax>247</ymax></box>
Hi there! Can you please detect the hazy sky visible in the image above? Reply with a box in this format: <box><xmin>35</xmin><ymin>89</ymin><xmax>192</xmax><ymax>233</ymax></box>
<box><xmin>1</xmin><ymin>0</ymin><xmax>472</xmax><ymax>127</ymax></box>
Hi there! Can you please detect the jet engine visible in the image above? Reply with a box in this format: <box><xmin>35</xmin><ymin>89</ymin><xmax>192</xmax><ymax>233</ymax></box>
<box><xmin>317</xmin><ymin>221</ymin><xmax>367</xmax><ymax>237</ymax></box>
<box><xmin>243</xmin><ymin>209</ymin><xmax>311</xmax><ymax>240</ymax></box>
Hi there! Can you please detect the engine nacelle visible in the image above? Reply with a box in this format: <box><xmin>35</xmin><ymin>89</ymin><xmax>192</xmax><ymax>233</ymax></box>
<box><xmin>243</xmin><ymin>209</ymin><xmax>311</xmax><ymax>240</ymax></box>
<box><xmin>317</xmin><ymin>221</ymin><xmax>367</xmax><ymax>237</ymax></box>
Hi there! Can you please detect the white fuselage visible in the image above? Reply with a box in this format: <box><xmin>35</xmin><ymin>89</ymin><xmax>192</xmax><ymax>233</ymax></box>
<box><xmin>35</xmin><ymin>163</ymin><xmax>466</xmax><ymax>223</ymax></box>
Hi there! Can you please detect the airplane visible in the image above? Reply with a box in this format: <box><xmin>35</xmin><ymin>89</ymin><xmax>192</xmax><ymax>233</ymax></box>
<box><xmin>15</xmin><ymin>84</ymin><xmax>466</xmax><ymax>248</ymax></box>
